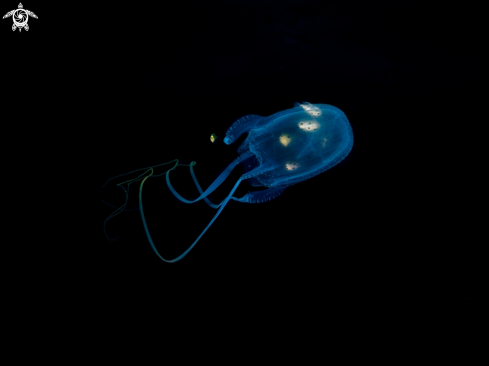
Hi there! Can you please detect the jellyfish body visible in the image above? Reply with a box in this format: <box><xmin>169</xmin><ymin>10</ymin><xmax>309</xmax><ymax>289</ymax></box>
<box><xmin>102</xmin><ymin>102</ymin><xmax>353</xmax><ymax>262</ymax></box>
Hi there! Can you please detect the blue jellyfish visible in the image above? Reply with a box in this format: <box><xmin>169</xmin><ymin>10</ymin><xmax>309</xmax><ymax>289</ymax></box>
<box><xmin>101</xmin><ymin>102</ymin><xmax>353</xmax><ymax>262</ymax></box>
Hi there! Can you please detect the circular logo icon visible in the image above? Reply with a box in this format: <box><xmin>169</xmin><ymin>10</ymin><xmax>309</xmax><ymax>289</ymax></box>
<box><xmin>13</xmin><ymin>9</ymin><xmax>27</xmax><ymax>27</ymax></box>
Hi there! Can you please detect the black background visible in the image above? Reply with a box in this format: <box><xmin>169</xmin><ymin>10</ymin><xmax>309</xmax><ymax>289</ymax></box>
<box><xmin>3</xmin><ymin>0</ymin><xmax>483</xmax><ymax>312</ymax></box>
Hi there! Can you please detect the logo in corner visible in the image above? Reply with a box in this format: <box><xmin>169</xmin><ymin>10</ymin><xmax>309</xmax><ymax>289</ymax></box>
<box><xmin>3</xmin><ymin>3</ymin><xmax>37</xmax><ymax>32</ymax></box>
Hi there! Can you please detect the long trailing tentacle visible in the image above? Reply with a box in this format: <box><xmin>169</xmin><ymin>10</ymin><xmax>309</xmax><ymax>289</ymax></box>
<box><xmin>140</xmin><ymin>174</ymin><xmax>244</xmax><ymax>263</ymax></box>
<box><xmin>101</xmin><ymin>160</ymin><xmax>191</xmax><ymax>242</ymax></box>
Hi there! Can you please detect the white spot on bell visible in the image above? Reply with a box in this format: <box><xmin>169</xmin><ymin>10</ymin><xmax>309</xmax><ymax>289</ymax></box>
<box><xmin>298</xmin><ymin>120</ymin><xmax>320</xmax><ymax>132</ymax></box>
<box><xmin>285</xmin><ymin>161</ymin><xmax>299</xmax><ymax>171</ymax></box>
<box><xmin>299</xmin><ymin>103</ymin><xmax>322</xmax><ymax>117</ymax></box>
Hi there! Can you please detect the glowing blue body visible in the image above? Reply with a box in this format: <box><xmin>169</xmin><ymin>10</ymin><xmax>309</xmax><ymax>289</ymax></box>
<box><xmin>102</xmin><ymin>102</ymin><xmax>353</xmax><ymax>262</ymax></box>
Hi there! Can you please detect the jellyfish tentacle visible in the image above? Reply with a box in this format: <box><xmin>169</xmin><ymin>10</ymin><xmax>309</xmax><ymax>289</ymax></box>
<box><xmin>224</xmin><ymin>114</ymin><xmax>263</xmax><ymax>145</ymax></box>
<box><xmin>188</xmin><ymin>162</ymin><xmax>221</xmax><ymax>209</ymax></box>
<box><xmin>140</xmin><ymin>174</ymin><xmax>244</xmax><ymax>263</ymax></box>
<box><xmin>101</xmin><ymin>159</ymin><xmax>187</xmax><ymax>241</ymax></box>
<box><xmin>188</xmin><ymin>160</ymin><xmax>251</xmax><ymax>208</ymax></box>
<box><xmin>166</xmin><ymin>151</ymin><xmax>252</xmax><ymax>204</ymax></box>
<box><xmin>245</xmin><ymin>186</ymin><xmax>287</xmax><ymax>203</ymax></box>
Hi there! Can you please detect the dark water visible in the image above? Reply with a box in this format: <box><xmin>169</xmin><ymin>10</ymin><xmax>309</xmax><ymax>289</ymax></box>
<box><xmin>3</xmin><ymin>1</ymin><xmax>481</xmax><ymax>310</ymax></box>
